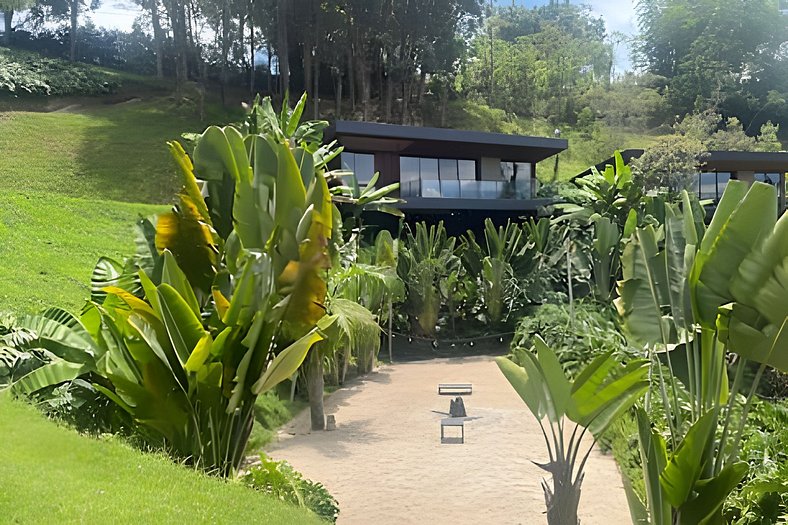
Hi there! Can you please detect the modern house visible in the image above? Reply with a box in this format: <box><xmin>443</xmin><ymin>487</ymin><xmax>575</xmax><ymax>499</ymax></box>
<box><xmin>578</xmin><ymin>149</ymin><xmax>788</xmax><ymax>212</ymax></box>
<box><xmin>326</xmin><ymin>120</ymin><xmax>568</xmax><ymax>234</ymax></box>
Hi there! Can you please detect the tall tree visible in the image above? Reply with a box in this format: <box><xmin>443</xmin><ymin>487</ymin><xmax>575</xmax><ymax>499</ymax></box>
<box><xmin>1</xmin><ymin>0</ymin><xmax>34</xmax><ymax>45</ymax></box>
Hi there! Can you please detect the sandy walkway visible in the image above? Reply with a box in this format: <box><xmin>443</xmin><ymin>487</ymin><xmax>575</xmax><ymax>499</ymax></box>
<box><xmin>267</xmin><ymin>356</ymin><xmax>631</xmax><ymax>524</ymax></box>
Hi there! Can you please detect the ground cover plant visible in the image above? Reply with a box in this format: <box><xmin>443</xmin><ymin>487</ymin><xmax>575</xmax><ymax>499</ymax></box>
<box><xmin>0</xmin><ymin>46</ymin><xmax>121</xmax><ymax>96</ymax></box>
<box><xmin>0</xmin><ymin>393</ymin><xmax>323</xmax><ymax>524</ymax></box>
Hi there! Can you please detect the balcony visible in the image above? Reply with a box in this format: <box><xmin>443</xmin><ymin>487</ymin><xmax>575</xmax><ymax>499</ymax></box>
<box><xmin>400</xmin><ymin>178</ymin><xmax>537</xmax><ymax>200</ymax></box>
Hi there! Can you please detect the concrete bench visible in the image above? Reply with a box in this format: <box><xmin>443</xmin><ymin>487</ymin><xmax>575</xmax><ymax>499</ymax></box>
<box><xmin>440</xmin><ymin>417</ymin><xmax>465</xmax><ymax>444</ymax></box>
<box><xmin>438</xmin><ymin>383</ymin><xmax>472</xmax><ymax>396</ymax></box>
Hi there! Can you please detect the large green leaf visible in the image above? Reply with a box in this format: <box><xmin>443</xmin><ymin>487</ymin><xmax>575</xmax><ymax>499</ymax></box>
<box><xmin>156</xmin><ymin>284</ymin><xmax>207</xmax><ymax>366</ymax></box>
<box><xmin>691</xmin><ymin>181</ymin><xmax>777</xmax><ymax>327</ymax></box>
<box><xmin>251</xmin><ymin>327</ymin><xmax>324</xmax><ymax>395</ymax></box>
<box><xmin>568</xmin><ymin>353</ymin><xmax>649</xmax><ymax>435</ymax></box>
<box><xmin>496</xmin><ymin>355</ymin><xmax>547</xmax><ymax>421</ymax></box>
<box><xmin>636</xmin><ymin>407</ymin><xmax>671</xmax><ymax>525</ymax></box>
<box><xmin>678</xmin><ymin>461</ymin><xmax>749</xmax><ymax>525</ymax></box>
<box><xmin>659</xmin><ymin>410</ymin><xmax>716</xmax><ymax>508</ymax></box>
<box><xmin>160</xmin><ymin>250</ymin><xmax>200</xmax><ymax>317</ymax></box>
<box><xmin>10</xmin><ymin>360</ymin><xmax>87</xmax><ymax>395</ymax></box>
<box><xmin>534</xmin><ymin>335</ymin><xmax>572</xmax><ymax>421</ymax></box>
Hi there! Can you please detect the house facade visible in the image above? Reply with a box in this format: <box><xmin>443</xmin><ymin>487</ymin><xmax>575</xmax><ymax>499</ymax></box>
<box><xmin>579</xmin><ymin>149</ymin><xmax>788</xmax><ymax>212</ymax></box>
<box><xmin>326</xmin><ymin>120</ymin><xmax>567</xmax><ymax>234</ymax></box>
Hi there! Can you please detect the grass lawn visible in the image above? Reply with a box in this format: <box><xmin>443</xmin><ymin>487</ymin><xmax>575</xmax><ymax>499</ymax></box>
<box><xmin>0</xmin><ymin>192</ymin><xmax>164</xmax><ymax>314</ymax></box>
<box><xmin>0</xmin><ymin>97</ymin><xmax>239</xmax><ymax>315</ymax></box>
<box><xmin>0</xmin><ymin>394</ymin><xmax>323</xmax><ymax>524</ymax></box>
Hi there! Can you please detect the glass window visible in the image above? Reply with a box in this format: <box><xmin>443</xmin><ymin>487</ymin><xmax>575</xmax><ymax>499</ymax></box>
<box><xmin>341</xmin><ymin>151</ymin><xmax>355</xmax><ymax>172</ymax></box>
<box><xmin>354</xmin><ymin>153</ymin><xmax>375</xmax><ymax>185</ymax></box>
<box><xmin>399</xmin><ymin>156</ymin><xmax>420</xmax><ymax>197</ymax></box>
<box><xmin>500</xmin><ymin>161</ymin><xmax>515</xmax><ymax>181</ymax></box>
<box><xmin>421</xmin><ymin>179</ymin><xmax>441</xmax><ymax>197</ymax></box>
<box><xmin>439</xmin><ymin>159</ymin><xmax>458</xmax><ymax>180</ymax></box>
<box><xmin>420</xmin><ymin>158</ymin><xmax>439</xmax><ymax>180</ymax></box>
<box><xmin>716</xmin><ymin>172</ymin><xmax>731</xmax><ymax>199</ymax></box>
<box><xmin>755</xmin><ymin>173</ymin><xmax>780</xmax><ymax>185</ymax></box>
<box><xmin>699</xmin><ymin>172</ymin><xmax>717</xmax><ymax>200</ymax></box>
<box><xmin>342</xmin><ymin>152</ymin><xmax>375</xmax><ymax>185</ymax></box>
<box><xmin>440</xmin><ymin>180</ymin><xmax>461</xmax><ymax>198</ymax></box>
<box><xmin>458</xmin><ymin>160</ymin><xmax>476</xmax><ymax>180</ymax></box>
<box><xmin>514</xmin><ymin>162</ymin><xmax>532</xmax><ymax>180</ymax></box>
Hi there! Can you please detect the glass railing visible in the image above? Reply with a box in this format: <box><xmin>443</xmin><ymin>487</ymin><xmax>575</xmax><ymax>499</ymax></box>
<box><xmin>400</xmin><ymin>178</ymin><xmax>537</xmax><ymax>199</ymax></box>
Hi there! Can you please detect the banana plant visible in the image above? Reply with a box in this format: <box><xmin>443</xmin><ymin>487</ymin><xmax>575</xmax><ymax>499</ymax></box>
<box><xmin>461</xmin><ymin>218</ymin><xmax>538</xmax><ymax>327</ymax></box>
<box><xmin>6</xmin><ymin>95</ymin><xmax>338</xmax><ymax>477</ymax></box>
<box><xmin>398</xmin><ymin>221</ymin><xmax>459</xmax><ymax>337</ymax></box>
<box><xmin>497</xmin><ymin>336</ymin><xmax>649</xmax><ymax>525</ymax></box>
<box><xmin>616</xmin><ymin>182</ymin><xmax>788</xmax><ymax>524</ymax></box>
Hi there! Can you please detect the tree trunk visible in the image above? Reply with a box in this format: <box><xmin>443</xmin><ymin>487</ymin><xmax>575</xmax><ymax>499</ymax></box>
<box><xmin>347</xmin><ymin>48</ymin><xmax>355</xmax><ymax>112</ymax></box>
<box><xmin>312</xmin><ymin>10</ymin><xmax>320</xmax><ymax>119</ymax></box>
<box><xmin>440</xmin><ymin>81</ymin><xmax>449</xmax><ymax>127</ymax></box>
<box><xmin>384</xmin><ymin>69</ymin><xmax>393</xmax><ymax>122</ymax></box>
<box><xmin>276</xmin><ymin>0</ymin><xmax>290</xmax><ymax>95</ymax></box>
<box><xmin>416</xmin><ymin>70</ymin><xmax>426</xmax><ymax>107</ymax></box>
<box><xmin>3</xmin><ymin>10</ymin><xmax>13</xmax><ymax>46</ymax></box>
<box><xmin>149</xmin><ymin>0</ymin><xmax>164</xmax><ymax>78</ymax></box>
<box><xmin>249</xmin><ymin>5</ymin><xmax>255</xmax><ymax>95</ymax></box>
<box><xmin>220</xmin><ymin>0</ymin><xmax>229</xmax><ymax>106</ymax></box>
<box><xmin>334</xmin><ymin>69</ymin><xmax>342</xmax><ymax>118</ymax></box>
<box><xmin>359</xmin><ymin>54</ymin><xmax>370</xmax><ymax>120</ymax></box>
<box><xmin>266</xmin><ymin>42</ymin><xmax>272</xmax><ymax>93</ymax></box>
<box><xmin>69</xmin><ymin>0</ymin><xmax>78</xmax><ymax>61</ymax></box>
<box><xmin>303</xmin><ymin>36</ymin><xmax>312</xmax><ymax>102</ymax></box>
<box><xmin>401</xmin><ymin>79</ymin><xmax>409</xmax><ymax>124</ymax></box>
<box><xmin>306</xmin><ymin>351</ymin><xmax>325</xmax><ymax>431</ymax></box>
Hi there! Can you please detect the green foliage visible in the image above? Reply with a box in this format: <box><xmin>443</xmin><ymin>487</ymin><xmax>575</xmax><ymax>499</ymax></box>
<box><xmin>617</xmin><ymin>182</ymin><xmax>788</xmax><ymax>523</ymax></box>
<box><xmin>724</xmin><ymin>399</ymin><xmax>788</xmax><ymax>524</ymax></box>
<box><xmin>497</xmin><ymin>336</ymin><xmax>649</xmax><ymax>524</ymax></box>
<box><xmin>0</xmin><ymin>394</ymin><xmax>322</xmax><ymax>524</ymax></box>
<box><xmin>631</xmin><ymin>134</ymin><xmax>708</xmax><ymax>193</ymax></box>
<box><xmin>0</xmin><ymin>47</ymin><xmax>121</xmax><ymax>96</ymax></box>
<box><xmin>243</xmin><ymin>455</ymin><xmax>339</xmax><ymax>523</ymax></box>
<box><xmin>398</xmin><ymin>221</ymin><xmax>460</xmax><ymax>337</ymax></box>
<box><xmin>511</xmin><ymin>302</ymin><xmax>629</xmax><ymax>378</ymax></box>
<box><xmin>635</xmin><ymin>0</ymin><xmax>787</xmax><ymax>128</ymax></box>
<box><xmin>6</xmin><ymin>95</ymin><xmax>337</xmax><ymax>477</ymax></box>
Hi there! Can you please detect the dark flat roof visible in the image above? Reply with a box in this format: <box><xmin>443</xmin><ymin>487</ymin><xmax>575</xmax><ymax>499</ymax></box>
<box><xmin>326</xmin><ymin>120</ymin><xmax>567</xmax><ymax>163</ymax></box>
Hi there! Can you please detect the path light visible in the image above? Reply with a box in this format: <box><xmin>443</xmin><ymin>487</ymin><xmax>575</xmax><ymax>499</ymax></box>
<box><xmin>469</xmin><ymin>341</ymin><xmax>474</xmax><ymax>347</ymax></box>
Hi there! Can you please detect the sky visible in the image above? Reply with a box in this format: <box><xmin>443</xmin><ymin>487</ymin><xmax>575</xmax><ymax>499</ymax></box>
<box><xmin>87</xmin><ymin>0</ymin><xmax>638</xmax><ymax>71</ymax></box>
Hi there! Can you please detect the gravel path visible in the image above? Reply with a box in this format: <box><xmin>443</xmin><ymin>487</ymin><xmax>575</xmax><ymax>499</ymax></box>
<box><xmin>267</xmin><ymin>356</ymin><xmax>632</xmax><ymax>524</ymax></box>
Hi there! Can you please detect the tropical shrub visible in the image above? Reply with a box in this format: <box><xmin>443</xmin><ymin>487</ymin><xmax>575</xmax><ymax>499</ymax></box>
<box><xmin>243</xmin><ymin>455</ymin><xmax>339</xmax><ymax>523</ymax></box>
<box><xmin>0</xmin><ymin>47</ymin><xmax>121</xmax><ymax>96</ymax></box>
<box><xmin>6</xmin><ymin>94</ymin><xmax>338</xmax><ymax>477</ymax></box>
<box><xmin>398</xmin><ymin>221</ymin><xmax>460</xmax><ymax>337</ymax></box>
<box><xmin>497</xmin><ymin>336</ymin><xmax>649</xmax><ymax>525</ymax></box>
<box><xmin>511</xmin><ymin>302</ymin><xmax>629</xmax><ymax>377</ymax></box>
<box><xmin>617</xmin><ymin>182</ymin><xmax>788</xmax><ymax>523</ymax></box>
<box><xmin>724</xmin><ymin>398</ymin><xmax>788</xmax><ymax>524</ymax></box>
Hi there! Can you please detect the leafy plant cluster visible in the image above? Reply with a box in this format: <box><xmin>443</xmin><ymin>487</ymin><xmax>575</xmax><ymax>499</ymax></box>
<box><xmin>0</xmin><ymin>47</ymin><xmax>120</xmax><ymax>96</ymax></box>
<box><xmin>511</xmin><ymin>302</ymin><xmax>630</xmax><ymax>378</ymax></box>
<box><xmin>243</xmin><ymin>455</ymin><xmax>339</xmax><ymax>523</ymax></box>
<box><xmin>396</xmin><ymin>217</ymin><xmax>563</xmax><ymax>339</ymax></box>
<box><xmin>724</xmin><ymin>398</ymin><xmax>788</xmax><ymax>524</ymax></box>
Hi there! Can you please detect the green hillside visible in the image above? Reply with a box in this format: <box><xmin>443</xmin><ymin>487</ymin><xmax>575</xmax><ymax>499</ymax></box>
<box><xmin>0</xmin><ymin>394</ymin><xmax>322</xmax><ymax>524</ymax></box>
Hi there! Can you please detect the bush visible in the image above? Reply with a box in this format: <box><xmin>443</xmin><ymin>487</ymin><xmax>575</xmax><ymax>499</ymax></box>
<box><xmin>243</xmin><ymin>455</ymin><xmax>340</xmax><ymax>523</ymax></box>
<box><xmin>0</xmin><ymin>47</ymin><xmax>120</xmax><ymax>96</ymax></box>
<box><xmin>724</xmin><ymin>399</ymin><xmax>788</xmax><ymax>524</ymax></box>
<box><xmin>511</xmin><ymin>301</ymin><xmax>631</xmax><ymax>377</ymax></box>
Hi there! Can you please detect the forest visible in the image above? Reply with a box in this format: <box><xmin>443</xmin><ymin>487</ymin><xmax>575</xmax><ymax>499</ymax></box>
<box><xmin>2</xmin><ymin>0</ymin><xmax>786</xmax><ymax>138</ymax></box>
